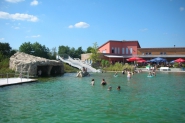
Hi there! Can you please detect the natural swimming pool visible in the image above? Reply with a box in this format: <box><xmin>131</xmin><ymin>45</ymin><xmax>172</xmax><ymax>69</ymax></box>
<box><xmin>0</xmin><ymin>72</ymin><xmax>185</xmax><ymax>123</ymax></box>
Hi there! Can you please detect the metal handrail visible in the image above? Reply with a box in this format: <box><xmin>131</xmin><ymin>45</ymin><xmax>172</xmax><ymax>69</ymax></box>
<box><xmin>0</xmin><ymin>71</ymin><xmax>30</xmax><ymax>84</ymax></box>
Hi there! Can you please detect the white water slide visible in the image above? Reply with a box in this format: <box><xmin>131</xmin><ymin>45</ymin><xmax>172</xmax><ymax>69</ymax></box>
<box><xmin>57</xmin><ymin>55</ymin><xmax>100</xmax><ymax>73</ymax></box>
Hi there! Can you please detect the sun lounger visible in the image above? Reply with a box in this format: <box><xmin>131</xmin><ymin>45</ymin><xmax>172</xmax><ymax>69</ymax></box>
<box><xmin>159</xmin><ymin>67</ymin><xmax>170</xmax><ymax>71</ymax></box>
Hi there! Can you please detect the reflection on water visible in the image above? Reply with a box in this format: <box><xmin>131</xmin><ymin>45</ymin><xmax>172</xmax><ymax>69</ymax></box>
<box><xmin>0</xmin><ymin>72</ymin><xmax>185</xmax><ymax>123</ymax></box>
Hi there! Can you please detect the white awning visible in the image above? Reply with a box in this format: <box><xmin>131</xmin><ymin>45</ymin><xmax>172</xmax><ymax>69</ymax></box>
<box><xmin>104</xmin><ymin>55</ymin><xmax>124</xmax><ymax>58</ymax></box>
<box><xmin>104</xmin><ymin>55</ymin><xmax>134</xmax><ymax>58</ymax></box>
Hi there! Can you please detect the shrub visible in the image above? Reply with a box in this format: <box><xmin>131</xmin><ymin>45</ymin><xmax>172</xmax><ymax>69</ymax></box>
<box><xmin>103</xmin><ymin>62</ymin><xmax>135</xmax><ymax>72</ymax></box>
<box><xmin>173</xmin><ymin>62</ymin><xmax>179</xmax><ymax>68</ymax></box>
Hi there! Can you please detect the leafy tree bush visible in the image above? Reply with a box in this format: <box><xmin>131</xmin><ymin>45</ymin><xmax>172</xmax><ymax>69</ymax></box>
<box><xmin>89</xmin><ymin>42</ymin><xmax>100</xmax><ymax>63</ymax></box>
<box><xmin>105</xmin><ymin>60</ymin><xmax>110</xmax><ymax>67</ymax></box>
<box><xmin>173</xmin><ymin>62</ymin><xmax>179</xmax><ymax>68</ymax></box>
<box><xmin>19</xmin><ymin>42</ymin><xmax>50</xmax><ymax>59</ymax></box>
<box><xmin>0</xmin><ymin>58</ymin><xmax>14</xmax><ymax>75</ymax></box>
<box><xmin>104</xmin><ymin>63</ymin><xmax>135</xmax><ymax>72</ymax></box>
<box><xmin>101</xmin><ymin>60</ymin><xmax>105</xmax><ymax>68</ymax></box>
<box><xmin>58</xmin><ymin>45</ymin><xmax>84</xmax><ymax>58</ymax></box>
<box><xmin>86</xmin><ymin>46</ymin><xmax>93</xmax><ymax>53</ymax></box>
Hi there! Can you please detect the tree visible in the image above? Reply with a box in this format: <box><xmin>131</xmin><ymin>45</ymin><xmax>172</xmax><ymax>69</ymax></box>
<box><xmin>32</xmin><ymin>42</ymin><xmax>50</xmax><ymax>58</ymax></box>
<box><xmin>86</xmin><ymin>46</ymin><xmax>93</xmax><ymax>53</ymax></box>
<box><xmin>58</xmin><ymin>45</ymin><xmax>70</xmax><ymax>55</ymax></box>
<box><xmin>19</xmin><ymin>42</ymin><xmax>50</xmax><ymax>59</ymax></box>
<box><xmin>75</xmin><ymin>47</ymin><xmax>84</xmax><ymax>58</ymax></box>
<box><xmin>49</xmin><ymin>47</ymin><xmax>57</xmax><ymax>60</ymax></box>
<box><xmin>89</xmin><ymin>42</ymin><xmax>101</xmax><ymax>63</ymax></box>
<box><xmin>69</xmin><ymin>47</ymin><xmax>76</xmax><ymax>58</ymax></box>
<box><xmin>101</xmin><ymin>59</ymin><xmax>105</xmax><ymax>68</ymax></box>
<box><xmin>19</xmin><ymin>42</ymin><xmax>33</xmax><ymax>54</ymax></box>
<box><xmin>0</xmin><ymin>42</ymin><xmax>12</xmax><ymax>56</ymax></box>
<box><xmin>105</xmin><ymin>60</ymin><xmax>110</xmax><ymax>67</ymax></box>
<box><xmin>58</xmin><ymin>45</ymin><xmax>71</xmax><ymax>58</ymax></box>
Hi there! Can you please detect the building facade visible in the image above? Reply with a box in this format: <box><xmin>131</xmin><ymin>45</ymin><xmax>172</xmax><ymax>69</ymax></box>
<box><xmin>81</xmin><ymin>40</ymin><xmax>185</xmax><ymax>63</ymax></box>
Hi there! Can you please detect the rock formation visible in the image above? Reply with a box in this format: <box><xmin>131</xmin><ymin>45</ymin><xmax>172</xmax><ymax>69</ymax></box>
<box><xmin>9</xmin><ymin>52</ymin><xmax>64</xmax><ymax>77</ymax></box>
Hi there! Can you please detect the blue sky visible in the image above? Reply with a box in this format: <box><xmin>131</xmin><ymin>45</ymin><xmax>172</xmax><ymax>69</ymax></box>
<box><xmin>0</xmin><ymin>0</ymin><xmax>185</xmax><ymax>51</ymax></box>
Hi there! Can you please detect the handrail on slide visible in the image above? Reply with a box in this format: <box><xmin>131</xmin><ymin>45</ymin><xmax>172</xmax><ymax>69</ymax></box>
<box><xmin>56</xmin><ymin>55</ymin><xmax>100</xmax><ymax>73</ymax></box>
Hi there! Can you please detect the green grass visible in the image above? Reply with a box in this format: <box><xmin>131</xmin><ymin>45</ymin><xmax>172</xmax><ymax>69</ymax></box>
<box><xmin>0</xmin><ymin>58</ymin><xmax>15</xmax><ymax>74</ymax></box>
<box><xmin>64</xmin><ymin>63</ymin><xmax>79</xmax><ymax>73</ymax></box>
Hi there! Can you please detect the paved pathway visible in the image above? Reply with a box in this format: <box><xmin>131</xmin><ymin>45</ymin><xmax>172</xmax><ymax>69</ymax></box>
<box><xmin>0</xmin><ymin>78</ymin><xmax>38</xmax><ymax>87</ymax></box>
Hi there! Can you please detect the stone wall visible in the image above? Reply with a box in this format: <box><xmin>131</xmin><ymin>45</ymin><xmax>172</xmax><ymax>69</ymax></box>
<box><xmin>9</xmin><ymin>52</ymin><xmax>64</xmax><ymax>77</ymax></box>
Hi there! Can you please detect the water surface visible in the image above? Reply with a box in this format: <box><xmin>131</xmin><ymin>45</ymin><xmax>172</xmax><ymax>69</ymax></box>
<box><xmin>0</xmin><ymin>72</ymin><xmax>185</xmax><ymax>123</ymax></box>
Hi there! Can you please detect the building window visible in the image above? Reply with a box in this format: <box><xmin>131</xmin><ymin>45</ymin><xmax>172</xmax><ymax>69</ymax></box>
<box><xmin>102</xmin><ymin>50</ymin><xmax>106</xmax><ymax>53</ymax></box>
<box><xmin>118</xmin><ymin>48</ymin><xmax>120</xmax><ymax>54</ymax></box>
<box><xmin>144</xmin><ymin>52</ymin><xmax>152</xmax><ymax>55</ymax></box>
<box><xmin>126</xmin><ymin>48</ymin><xmax>129</xmax><ymax>54</ymax></box>
<box><xmin>122</xmin><ymin>48</ymin><xmax>124</xmax><ymax>54</ymax></box>
<box><xmin>115</xmin><ymin>47</ymin><xmax>117</xmax><ymax>54</ymax></box>
<box><xmin>130</xmin><ymin>48</ymin><xmax>132</xmax><ymax>54</ymax></box>
<box><xmin>160</xmin><ymin>52</ymin><xmax>166</xmax><ymax>55</ymax></box>
<box><xmin>112</xmin><ymin>47</ymin><xmax>114</xmax><ymax>53</ymax></box>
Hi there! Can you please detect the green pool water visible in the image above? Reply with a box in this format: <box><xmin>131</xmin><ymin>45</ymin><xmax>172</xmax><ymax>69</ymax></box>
<box><xmin>0</xmin><ymin>72</ymin><xmax>185</xmax><ymax>123</ymax></box>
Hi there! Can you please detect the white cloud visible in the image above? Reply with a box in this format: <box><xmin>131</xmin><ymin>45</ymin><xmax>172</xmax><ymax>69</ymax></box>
<box><xmin>68</xmin><ymin>22</ymin><xmax>90</xmax><ymax>28</ymax></box>
<box><xmin>30</xmin><ymin>0</ymin><xmax>39</xmax><ymax>6</ymax></box>
<box><xmin>68</xmin><ymin>25</ymin><xmax>73</xmax><ymax>28</ymax></box>
<box><xmin>140</xmin><ymin>28</ymin><xmax>148</xmax><ymax>32</ymax></box>
<box><xmin>0</xmin><ymin>11</ymin><xmax>38</xmax><ymax>22</ymax></box>
<box><xmin>180</xmin><ymin>7</ymin><xmax>184</xmax><ymax>11</ymax></box>
<box><xmin>31</xmin><ymin>35</ymin><xmax>40</xmax><ymax>38</ymax></box>
<box><xmin>12</xmin><ymin>26</ymin><xmax>20</xmax><ymax>29</ymax></box>
<box><xmin>5</xmin><ymin>0</ymin><xmax>24</xmax><ymax>3</ymax></box>
<box><xmin>0</xmin><ymin>38</ymin><xmax>5</xmax><ymax>41</ymax></box>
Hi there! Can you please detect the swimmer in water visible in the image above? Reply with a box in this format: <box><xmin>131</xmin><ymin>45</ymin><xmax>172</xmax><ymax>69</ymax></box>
<box><xmin>127</xmin><ymin>71</ymin><xmax>131</xmax><ymax>78</ymax></box>
<box><xmin>101</xmin><ymin>79</ymin><xmax>107</xmax><ymax>85</ymax></box>
<box><xmin>107</xmin><ymin>86</ymin><xmax>112</xmax><ymax>91</ymax></box>
<box><xmin>114</xmin><ymin>71</ymin><xmax>118</xmax><ymax>76</ymax></box>
<box><xmin>91</xmin><ymin>79</ymin><xmax>95</xmax><ymax>86</ymax></box>
<box><xmin>148</xmin><ymin>71</ymin><xmax>152</xmax><ymax>76</ymax></box>
<box><xmin>117</xmin><ymin>86</ymin><xmax>121</xmax><ymax>90</ymax></box>
<box><xmin>152</xmin><ymin>70</ymin><xmax>156</xmax><ymax>76</ymax></box>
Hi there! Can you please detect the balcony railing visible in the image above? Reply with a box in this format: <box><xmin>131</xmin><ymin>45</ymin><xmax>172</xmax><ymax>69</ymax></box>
<box><xmin>104</xmin><ymin>54</ymin><xmax>185</xmax><ymax>58</ymax></box>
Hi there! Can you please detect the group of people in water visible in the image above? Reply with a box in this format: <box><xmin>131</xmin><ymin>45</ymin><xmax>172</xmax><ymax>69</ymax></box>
<box><xmin>148</xmin><ymin>69</ymin><xmax>156</xmax><ymax>76</ymax></box>
<box><xmin>91</xmin><ymin>78</ymin><xmax>121</xmax><ymax>91</ymax></box>
<box><xmin>90</xmin><ymin>67</ymin><xmax>157</xmax><ymax>91</ymax></box>
<box><xmin>116</xmin><ymin>68</ymin><xmax>143</xmax><ymax>79</ymax></box>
